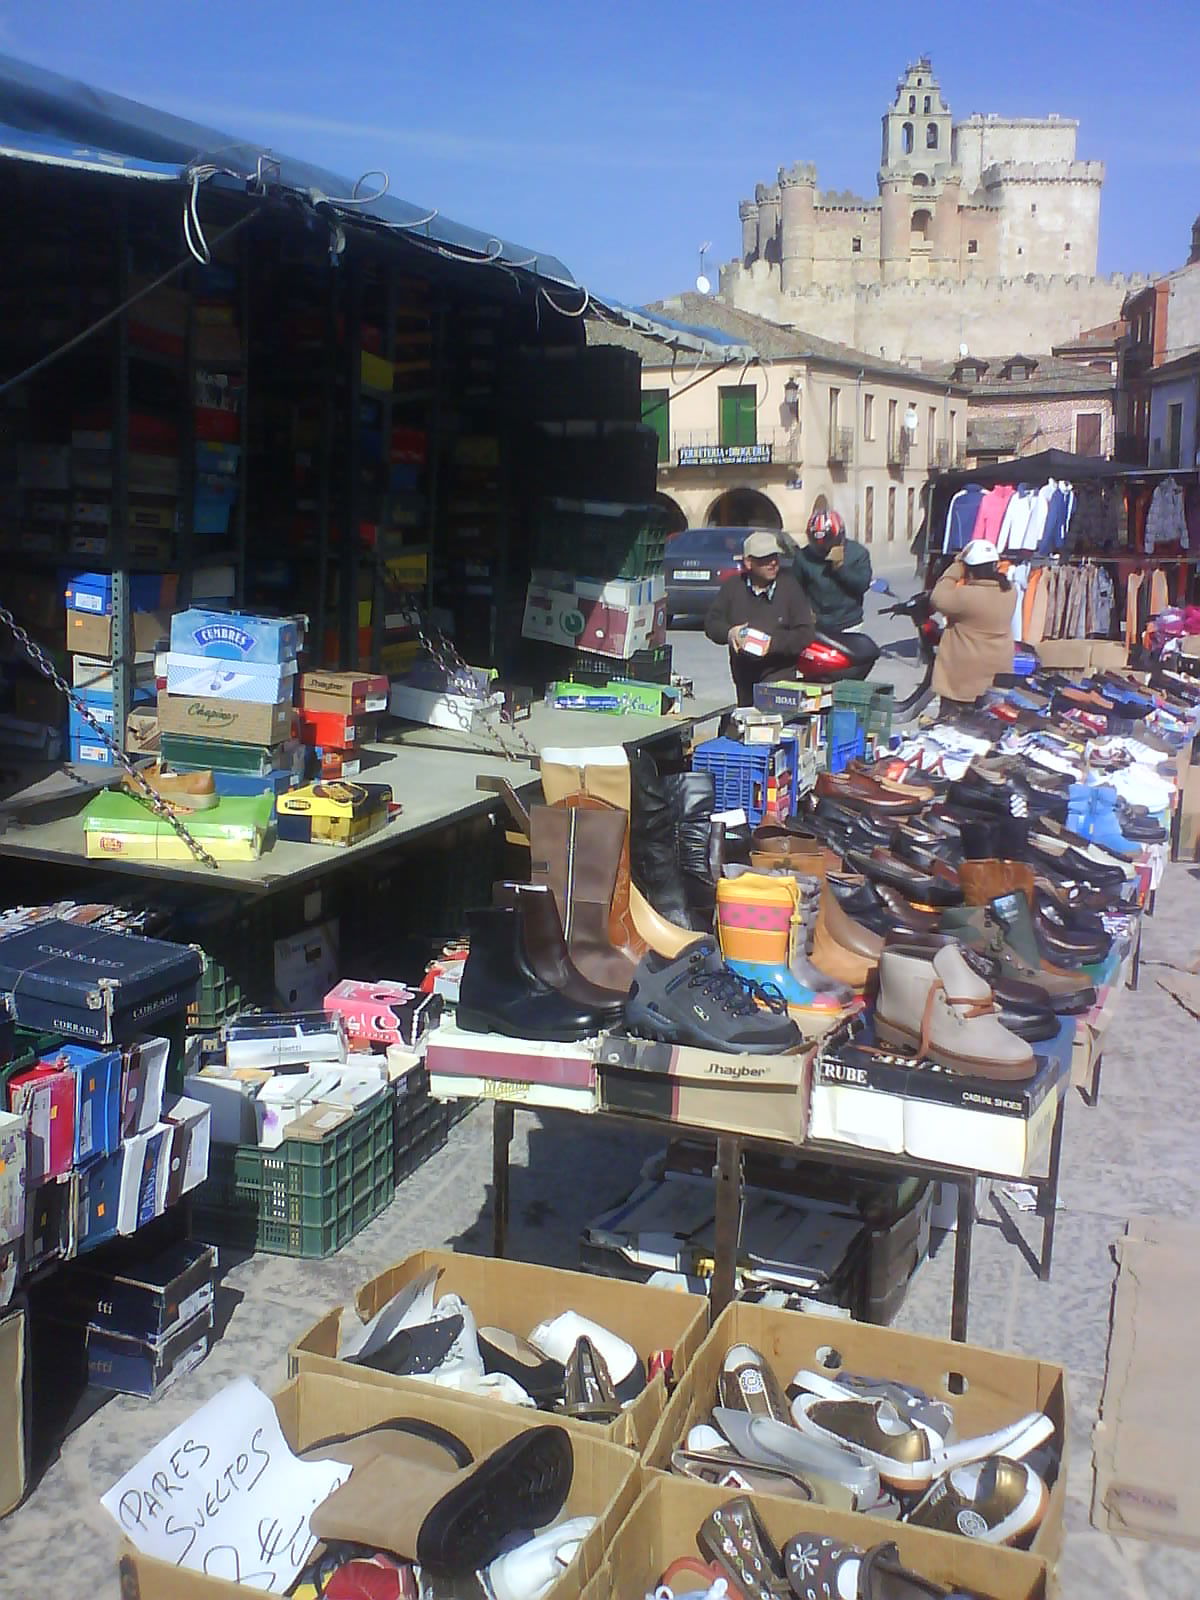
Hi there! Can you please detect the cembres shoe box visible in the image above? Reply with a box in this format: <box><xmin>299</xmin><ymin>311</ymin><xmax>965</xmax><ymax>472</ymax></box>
<box><xmin>169</xmin><ymin>607</ymin><xmax>302</xmax><ymax>664</ymax></box>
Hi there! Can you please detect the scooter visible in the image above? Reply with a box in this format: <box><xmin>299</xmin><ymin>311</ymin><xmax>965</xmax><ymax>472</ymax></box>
<box><xmin>791</xmin><ymin>581</ymin><xmax>939</xmax><ymax>718</ymax></box>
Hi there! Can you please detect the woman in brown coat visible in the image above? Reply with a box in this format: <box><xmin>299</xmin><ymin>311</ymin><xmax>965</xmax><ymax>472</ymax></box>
<box><xmin>930</xmin><ymin>538</ymin><xmax>1016</xmax><ymax>709</ymax></box>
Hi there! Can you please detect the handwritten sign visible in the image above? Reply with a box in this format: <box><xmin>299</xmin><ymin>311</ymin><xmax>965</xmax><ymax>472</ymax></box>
<box><xmin>101</xmin><ymin>1377</ymin><xmax>348</xmax><ymax>1591</ymax></box>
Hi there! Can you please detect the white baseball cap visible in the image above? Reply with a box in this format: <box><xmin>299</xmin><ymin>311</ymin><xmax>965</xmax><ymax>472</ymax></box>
<box><xmin>743</xmin><ymin>531</ymin><xmax>782</xmax><ymax>559</ymax></box>
<box><xmin>962</xmin><ymin>538</ymin><xmax>1000</xmax><ymax>566</ymax></box>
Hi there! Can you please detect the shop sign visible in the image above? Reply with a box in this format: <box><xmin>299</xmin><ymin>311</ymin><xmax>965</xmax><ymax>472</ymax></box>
<box><xmin>677</xmin><ymin>443</ymin><xmax>773</xmax><ymax>466</ymax></box>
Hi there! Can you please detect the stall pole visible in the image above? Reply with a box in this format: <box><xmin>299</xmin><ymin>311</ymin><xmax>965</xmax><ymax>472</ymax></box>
<box><xmin>1037</xmin><ymin>1092</ymin><xmax>1066</xmax><ymax>1283</ymax></box>
<box><xmin>711</xmin><ymin>1136</ymin><xmax>744</xmax><ymax>1317</ymax></box>
<box><xmin>951</xmin><ymin>1179</ymin><xmax>974</xmax><ymax>1343</ymax></box>
<box><xmin>491</xmin><ymin>1101</ymin><xmax>514</xmax><ymax>1258</ymax></box>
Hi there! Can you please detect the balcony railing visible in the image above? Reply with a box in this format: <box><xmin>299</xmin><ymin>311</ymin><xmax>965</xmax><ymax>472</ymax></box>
<box><xmin>668</xmin><ymin>427</ymin><xmax>801</xmax><ymax>467</ymax></box>
<box><xmin>827</xmin><ymin>427</ymin><xmax>854</xmax><ymax>465</ymax></box>
<box><xmin>886</xmin><ymin>429</ymin><xmax>911</xmax><ymax>467</ymax></box>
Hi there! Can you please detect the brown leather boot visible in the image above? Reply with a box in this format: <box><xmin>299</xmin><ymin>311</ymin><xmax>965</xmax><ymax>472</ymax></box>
<box><xmin>557</xmin><ymin>794</ymin><xmax>647</xmax><ymax>961</ymax></box>
<box><xmin>530</xmin><ymin>803</ymin><xmax>639</xmax><ymax>992</ymax></box>
<box><xmin>958</xmin><ymin>859</ymin><xmax>1037</xmax><ymax>908</ymax></box>
<box><xmin>809</xmin><ymin>880</ymin><xmax>884</xmax><ymax>990</ymax></box>
<box><xmin>492</xmin><ymin>881</ymin><xmax>627</xmax><ymax>1013</ymax></box>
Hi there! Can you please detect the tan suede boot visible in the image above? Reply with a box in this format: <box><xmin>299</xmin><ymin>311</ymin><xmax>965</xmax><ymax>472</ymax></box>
<box><xmin>875</xmin><ymin>943</ymin><xmax>1035</xmax><ymax>1079</ymax></box>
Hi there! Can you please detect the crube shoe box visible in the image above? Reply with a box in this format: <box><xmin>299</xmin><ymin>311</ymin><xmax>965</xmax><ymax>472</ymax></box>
<box><xmin>809</xmin><ymin>1040</ymin><xmax>1066</xmax><ymax>1179</ymax></box>
<box><xmin>162</xmin><ymin>1094</ymin><xmax>212</xmax><ymax>1203</ymax></box>
<box><xmin>579</xmin><ymin>1475</ymin><xmax>1049</xmax><ymax>1600</ymax></box>
<box><xmin>169</xmin><ymin>607</ymin><xmax>302</xmax><ymax>664</ymax></box>
<box><xmin>157</xmin><ymin>690</ymin><xmax>293</xmax><ymax>747</ymax></box>
<box><xmin>642</xmin><ymin>1298</ymin><xmax>1068</xmax><ymax>1565</ymax></box>
<box><xmin>117</xmin><ymin>1371</ymin><xmax>641</xmax><ymax>1600</ymax></box>
<box><xmin>300</xmin><ymin>670</ymin><xmax>389</xmax><ymax>716</ymax></box>
<box><xmin>65</xmin><ymin>571</ymin><xmax>177</xmax><ymax>616</ymax></box>
<box><xmin>162</xmin><ymin>651</ymin><xmax>298</xmax><ymax>703</ymax></box>
<box><xmin>120</xmin><ymin>1036</ymin><xmax>170</xmax><ymax>1138</ymax></box>
<box><xmin>426</xmin><ymin>1021</ymin><xmax>596</xmax><ymax>1091</ymax></box>
<box><xmin>595</xmin><ymin>1033</ymin><xmax>812</xmax><ymax>1145</ymax></box>
<box><xmin>324</xmin><ymin>978</ymin><xmax>441</xmax><ymax>1049</ymax></box>
<box><xmin>224</xmin><ymin>1010</ymin><xmax>348</xmax><ymax>1069</ymax></box>
<box><xmin>0</xmin><ymin>920</ymin><xmax>201</xmax><ymax>1046</ymax></box>
<box><xmin>289</xmin><ymin>1246</ymin><xmax>708</xmax><ymax>1453</ymax></box>
<box><xmin>66</xmin><ymin>608</ymin><xmax>172</xmax><ymax>658</ymax></box>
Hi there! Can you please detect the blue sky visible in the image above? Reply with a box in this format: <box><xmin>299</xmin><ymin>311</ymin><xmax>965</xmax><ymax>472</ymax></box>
<box><xmin>1</xmin><ymin>0</ymin><xmax>1196</xmax><ymax>304</ymax></box>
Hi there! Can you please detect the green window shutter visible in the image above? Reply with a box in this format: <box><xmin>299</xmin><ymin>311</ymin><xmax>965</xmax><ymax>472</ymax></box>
<box><xmin>642</xmin><ymin>389</ymin><xmax>670</xmax><ymax>463</ymax></box>
<box><xmin>719</xmin><ymin>385</ymin><xmax>757</xmax><ymax>447</ymax></box>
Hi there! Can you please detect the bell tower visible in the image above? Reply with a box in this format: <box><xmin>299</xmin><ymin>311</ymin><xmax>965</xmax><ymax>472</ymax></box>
<box><xmin>880</xmin><ymin>57</ymin><xmax>953</xmax><ymax>181</ymax></box>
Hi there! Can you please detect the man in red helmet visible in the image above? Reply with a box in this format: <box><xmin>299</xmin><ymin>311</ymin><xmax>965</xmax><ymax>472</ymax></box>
<box><xmin>792</xmin><ymin>507</ymin><xmax>873</xmax><ymax>634</ymax></box>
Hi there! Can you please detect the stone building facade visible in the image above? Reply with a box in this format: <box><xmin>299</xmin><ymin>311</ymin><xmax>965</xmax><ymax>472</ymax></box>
<box><xmin>723</xmin><ymin>59</ymin><xmax>1148</xmax><ymax>361</ymax></box>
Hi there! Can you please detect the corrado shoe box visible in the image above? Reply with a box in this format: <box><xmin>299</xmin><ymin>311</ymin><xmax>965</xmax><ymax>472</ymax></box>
<box><xmin>595</xmin><ymin>1032</ymin><xmax>812</xmax><ymax>1145</ymax></box>
<box><xmin>809</xmin><ymin>1035</ymin><xmax>1067</xmax><ymax>1178</ymax></box>
<box><xmin>289</xmin><ymin>1247</ymin><xmax>708</xmax><ymax>1453</ymax></box>
<box><xmin>0</xmin><ymin>920</ymin><xmax>201</xmax><ymax>1045</ymax></box>
<box><xmin>642</xmin><ymin>1299</ymin><xmax>1068</xmax><ymax>1565</ymax></box>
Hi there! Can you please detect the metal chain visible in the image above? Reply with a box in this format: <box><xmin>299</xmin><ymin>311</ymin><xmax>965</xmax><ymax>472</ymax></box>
<box><xmin>407</xmin><ymin>607</ymin><xmax>541</xmax><ymax>766</ymax></box>
<box><xmin>0</xmin><ymin>603</ymin><xmax>221</xmax><ymax>870</ymax></box>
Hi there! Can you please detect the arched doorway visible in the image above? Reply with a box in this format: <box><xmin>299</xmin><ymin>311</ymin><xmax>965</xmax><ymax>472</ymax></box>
<box><xmin>653</xmin><ymin>492</ymin><xmax>688</xmax><ymax>535</ymax></box>
<box><xmin>704</xmin><ymin>487</ymin><xmax>782</xmax><ymax>529</ymax></box>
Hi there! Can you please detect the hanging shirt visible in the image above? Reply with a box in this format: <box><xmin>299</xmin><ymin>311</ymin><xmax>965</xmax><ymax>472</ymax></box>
<box><xmin>1145</xmin><ymin>478</ymin><xmax>1188</xmax><ymax>552</ymax></box>
<box><xmin>944</xmin><ymin>485</ymin><xmax>986</xmax><ymax>552</ymax></box>
<box><xmin>974</xmin><ymin>484</ymin><xmax>1016</xmax><ymax>544</ymax></box>
<box><xmin>997</xmin><ymin>485</ymin><xmax>1040</xmax><ymax>553</ymax></box>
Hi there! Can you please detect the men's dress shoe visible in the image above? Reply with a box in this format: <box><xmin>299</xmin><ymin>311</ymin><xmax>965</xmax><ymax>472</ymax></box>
<box><xmin>872</xmin><ymin>883</ymin><xmax>943</xmax><ymax>933</ymax></box>
<box><xmin>1026</xmin><ymin>837</ymin><xmax>1129</xmax><ymax>890</ymax></box>
<box><xmin>939</xmin><ymin>905</ymin><xmax>1096</xmax><ymax>1012</ymax></box>
<box><xmin>624</xmin><ymin>939</ymin><xmax>801</xmax><ymax>1054</ymax></box>
<box><xmin>844</xmin><ymin>848</ymin><xmax>964</xmax><ymax>908</ymax></box>
<box><xmin>457</xmin><ymin>907</ymin><xmax>617</xmax><ymax>1042</ymax></box>
<box><xmin>1034</xmin><ymin>916</ymin><xmax>1111</xmax><ymax>966</ymax></box>
<box><xmin>355</xmin><ymin>1315</ymin><xmax>466</xmax><ymax>1377</ymax></box>
<box><xmin>891</xmin><ymin>827</ymin><xmax>948</xmax><ymax>874</ymax></box>
<box><xmin>814</xmin><ymin>771</ymin><xmax>923</xmax><ymax>815</ymax></box>
<box><xmin>958</xmin><ymin>858</ymin><xmax>1035</xmax><ymax>909</ymax></box>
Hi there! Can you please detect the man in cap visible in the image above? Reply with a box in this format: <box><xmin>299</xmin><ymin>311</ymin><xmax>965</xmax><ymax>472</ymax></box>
<box><xmin>704</xmin><ymin>530</ymin><xmax>816</xmax><ymax>706</ymax></box>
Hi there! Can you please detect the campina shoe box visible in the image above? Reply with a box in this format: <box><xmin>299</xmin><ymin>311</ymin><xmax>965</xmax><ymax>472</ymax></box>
<box><xmin>578</xmin><ymin>1475</ymin><xmax>1049</xmax><ymax>1600</ymax></box>
<box><xmin>643</xmin><ymin>1299</ymin><xmax>1068</xmax><ymax>1565</ymax></box>
<box><xmin>289</xmin><ymin>1246</ymin><xmax>709</xmax><ymax>1454</ymax></box>
<box><xmin>116</xmin><ymin>1370</ymin><xmax>642</xmax><ymax>1600</ymax></box>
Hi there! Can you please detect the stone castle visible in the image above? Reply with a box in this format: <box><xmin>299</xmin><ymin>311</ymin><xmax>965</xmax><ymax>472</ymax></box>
<box><xmin>721</xmin><ymin>58</ymin><xmax>1148</xmax><ymax>360</ymax></box>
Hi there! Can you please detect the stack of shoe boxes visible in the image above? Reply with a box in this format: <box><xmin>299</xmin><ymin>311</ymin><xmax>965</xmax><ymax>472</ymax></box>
<box><xmin>64</xmin><ymin>572</ymin><xmax>173</xmax><ymax>767</ymax></box>
<box><xmin>518</xmin><ymin>347</ymin><xmax>670</xmax><ymax>687</ymax></box>
<box><xmin>158</xmin><ymin>608</ymin><xmax>303</xmax><ymax>795</ymax></box>
<box><xmin>297</xmin><ymin>670</ymin><xmax>388</xmax><ymax>779</ymax></box>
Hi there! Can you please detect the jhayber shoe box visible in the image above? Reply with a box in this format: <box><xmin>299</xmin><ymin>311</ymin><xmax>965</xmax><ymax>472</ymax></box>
<box><xmin>0</xmin><ymin>920</ymin><xmax>201</xmax><ymax>1045</ymax></box>
<box><xmin>169</xmin><ymin>607</ymin><xmax>301</xmax><ymax>664</ymax></box>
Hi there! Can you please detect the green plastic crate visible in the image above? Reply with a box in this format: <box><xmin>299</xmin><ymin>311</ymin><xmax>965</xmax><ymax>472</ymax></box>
<box><xmin>832</xmin><ymin>681</ymin><xmax>894</xmax><ymax>746</ymax></box>
<box><xmin>535</xmin><ymin>500</ymin><xmax>668</xmax><ymax>579</ymax></box>
<box><xmin>192</xmin><ymin>1088</ymin><xmax>394</xmax><ymax>1258</ymax></box>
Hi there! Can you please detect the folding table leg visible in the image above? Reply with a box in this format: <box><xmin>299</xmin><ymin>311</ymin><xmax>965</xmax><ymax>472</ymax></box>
<box><xmin>492</xmin><ymin>1102</ymin><xmax>515</xmax><ymax>1258</ymax></box>
<box><xmin>951</xmin><ymin>1179</ymin><xmax>974</xmax><ymax>1344</ymax></box>
<box><xmin>1038</xmin><ymin>1093</ymin><xmax>1066</xmax><ymax>1282</ymax></box>
<box><xmin>711</xmin><ymin>1136</ymin><xmax>743</xmax><ymax>1318</ymax></box>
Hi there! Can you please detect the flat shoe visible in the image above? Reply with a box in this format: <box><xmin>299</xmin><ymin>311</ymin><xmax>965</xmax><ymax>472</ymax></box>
<box><xmin>719</xmin><ymin>1343</ymin><xmax>791</xmax><ymax>1423</ymax></box>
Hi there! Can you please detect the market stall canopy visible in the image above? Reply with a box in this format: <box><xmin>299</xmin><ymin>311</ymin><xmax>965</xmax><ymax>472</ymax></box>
<box><xmin>934</xmin><ymin>449</ymin><xmax>1135</xmax><ymax>490</ymax></box>
<box><xmin>0</xmin><ymin>51</ymin><xmax>578</xmax><ymax>285</ymax></box>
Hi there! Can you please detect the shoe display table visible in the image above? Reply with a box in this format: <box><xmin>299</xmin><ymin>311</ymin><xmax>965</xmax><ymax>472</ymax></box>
<box><xmin>482</xmin><ymin>1081</ymin><xmax>1070</xmax><ymax>1344</ymax></box>
<box><xmin>0</xmin><ymin>697</ymin><xmax>731</xmax><ymax>895</ymax></box>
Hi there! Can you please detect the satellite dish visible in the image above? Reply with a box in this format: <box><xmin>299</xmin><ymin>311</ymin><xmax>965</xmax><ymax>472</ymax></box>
<box><xmin>696</xmin><ymin>274</ymin><xmax>713</xmax><ymax>295</ymax></box>
<box><xmin>958</xmin><ymin>342</ymin><xmax>969</xmax><ymax>357</ymax></box>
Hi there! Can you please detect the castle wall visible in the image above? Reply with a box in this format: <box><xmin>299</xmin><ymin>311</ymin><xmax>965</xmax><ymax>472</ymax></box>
<box><xmin>807</xmin><ymin>207</ymin><xmax>883</xmax><ymax>288</ymax></box>
<box><xmin>988</xmin><ymin>161</ymin><xmax>1103</xmax><ymax>276</ymax></box>
<box><xmin>1166</xmin><ymin>264</ymin><xmax>1200</xmax><ymax>358</ymax></box>
<box><xmin>720</xmin><ymin>264</ymin><xmax>1148</xmax><ymax>363</ymax></box>
<box><xmin>955</xmin><ymin>116</ymin><xmax>1078</xmax><ymax>191</ymax></box>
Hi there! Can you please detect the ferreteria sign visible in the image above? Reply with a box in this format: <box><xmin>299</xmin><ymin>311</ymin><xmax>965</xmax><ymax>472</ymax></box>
<box><xmin>677</xmin><ymin>443</ymin><xmax>773</xmax><ymax>466</ymax></box>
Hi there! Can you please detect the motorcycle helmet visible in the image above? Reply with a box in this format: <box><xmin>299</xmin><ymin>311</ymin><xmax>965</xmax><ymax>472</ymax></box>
<box><xmin>806</xmin><ymin>508</ymin><xmax>845</xmax><ymax>551</ymax></box>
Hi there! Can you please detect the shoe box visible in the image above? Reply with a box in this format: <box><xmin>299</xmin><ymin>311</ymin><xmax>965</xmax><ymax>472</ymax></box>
<box><xmin>642</xmin><ymin>1299</ymin><xmax>1068</xmax><ymax>1565</ymax></box>
<box><xmin>116</xmin><ymin>1369</ymin><xmax>642</xmax><ymax>1600</ymax></box>
<box><xmin>594</xmin><ymin>1033</ymin><xmax>813</xmax><ymax>1146</ymax></box>
<box><xmin>426</xmin><ymin>1020</ymin><xmax>597</xmax><ymax>1108</ymax></box>
<box><xmin>809</xmin><ymin>1024</ymin><xmax>1070</xmax><ymax>1179</ymax></box>
<box><xmin>578</xmin><ymin>1475</ymin><xmax>1049</xmax><ymax>1600</ymax></box>
<box><xmin>288</xmin><ymin>1246</ymin><xmax>709</xmax><ymax>1453</ymax></box>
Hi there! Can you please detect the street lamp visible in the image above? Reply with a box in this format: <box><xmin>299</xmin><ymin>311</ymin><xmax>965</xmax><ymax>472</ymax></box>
<box><xmin>783</xmin><ymin>377</ymin><xmax>800</xmax><ymax>412</ymax></box>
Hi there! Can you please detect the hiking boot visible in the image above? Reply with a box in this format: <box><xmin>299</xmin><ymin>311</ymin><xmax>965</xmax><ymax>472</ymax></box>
<box><xmin>874</xmin><ymin>942</ymin><xmax>1035</xmax><ymax>1079</ymax></box>
<box><xmin>624</xmin><ymin>939</ymin><xmax>802</xmax><ymax>1054</ymax></box>
<box><xmin>939</xmin><ymin>904</ymin><xmax>1095</xmax><ymax>1012</ymax></box>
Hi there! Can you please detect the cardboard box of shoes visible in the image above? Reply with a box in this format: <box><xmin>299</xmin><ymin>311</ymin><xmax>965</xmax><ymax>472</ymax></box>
<box><xmin>642</xmin><ymin>1300</ymin><xmax>1068</xmax><ymax>1563</ymax></box>
<box><xmin>114</xmin><ymin>1369</ymin><xmax>641</xmax><ymax>1600</ymax></box>
<box><xmin>289</xmin><ymin>1247</ymin><xmax>709</xmax><ymax>1452</ymax></box>
<box><xmin>578</xmin><ymin>1475</ymin><xmax>1049</xmax><ymax>1600</ymax></box>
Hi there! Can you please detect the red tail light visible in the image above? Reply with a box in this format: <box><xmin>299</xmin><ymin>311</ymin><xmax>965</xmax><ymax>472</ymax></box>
<box><xmin>715</xmin><ymin>564</ymin><xmax>740</xmax><ymax>581</ymax></box>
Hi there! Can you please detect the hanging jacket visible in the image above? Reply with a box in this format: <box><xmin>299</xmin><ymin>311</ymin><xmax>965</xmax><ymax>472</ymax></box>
<box><xmin>997</xmin><ymin>485</ymin><xmax>1040</xmax><ymax>553</ymax></box>
<box><xmin>931</xmin><ymin>566</ymin><xmax>1016</xmax><ymax>701</ymax></box>
<box><xmin>1145</xmin><ymin>478</ymin><xmax>1188</xmax><ymax>551</ymax></box>
<box><xmin>1040</xmin><ymin>482</ymin><xmax>1071</xmax><ymax>554</ymax></box>
<box><xmin>944</xmin><ymin>485</ymin><xmax>986</xmax><ymax>552</ymax></box>
<box><xmin>974</xmin><ymin>484</ymin><xmax>1016</xmax><ymax>544</ymax></box>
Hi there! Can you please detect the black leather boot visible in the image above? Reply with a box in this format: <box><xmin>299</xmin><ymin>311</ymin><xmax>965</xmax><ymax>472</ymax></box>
<box><xmin>457</xmin><ymin>906</ymin><xmax>616</xmax><ymax>1041</ymax></box>
<box><xmin>630</xmin><ymin>755</ymin><xmax>717</xmax><ymax>932</ymax></box>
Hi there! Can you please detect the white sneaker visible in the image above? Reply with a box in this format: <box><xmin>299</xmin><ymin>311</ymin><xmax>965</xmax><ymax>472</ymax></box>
<box><xmin>482</xmin><ymin>1516</ymin><xmax>596</xmax><ymax>1600</ymax></box>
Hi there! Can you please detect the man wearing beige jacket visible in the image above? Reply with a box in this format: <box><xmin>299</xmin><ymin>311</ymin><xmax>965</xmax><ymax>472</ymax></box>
<box><xmin>930</xmin><ymin>538</ymin><xmax>1017</xmax><ymax>710</ymax></box>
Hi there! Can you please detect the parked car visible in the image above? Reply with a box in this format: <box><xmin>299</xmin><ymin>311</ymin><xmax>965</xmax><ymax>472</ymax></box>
<box><xmin>664</xmin><ymin>526</ymin><xmax>771</xmax><ymax>622</ymax></box>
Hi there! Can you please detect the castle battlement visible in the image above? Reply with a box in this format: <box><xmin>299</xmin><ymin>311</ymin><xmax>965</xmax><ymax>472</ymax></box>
<box><xmin>984</xmin><ymin>159</ymin><xmax>1105</xmax><ymax>186</ymax></box>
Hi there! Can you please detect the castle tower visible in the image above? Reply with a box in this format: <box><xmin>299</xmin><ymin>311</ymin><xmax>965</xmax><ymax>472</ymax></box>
<box><xmin>879</xmin><ymin>178</ymin><xmax>909</xmax><ymax>285</ymax></box>
<box><xmin>755</xmin><ymin>182</ymin><xmax>781</xmax><ymax>264</ymax></box>
<box><xmin>880</xmin><ymin>57</ymin><xmax>953</xmax><ymax>180</ymax></box>
<box><xmin>779</xmin><ymin>163</ymin><xmax>817</xmax><ymax>293</ymax></box>
<box><xmin>932</xmin><ymin>174</ymin><xmax>963</xmax><ymax>276</ymax></box>
<box><xmin>739</xmin><ymin>199</ymin><xmax>760</xmax><ymax>267</ymax></box>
